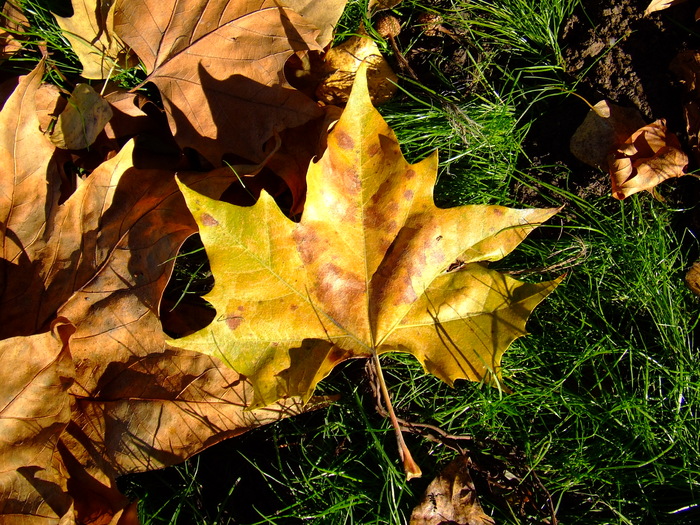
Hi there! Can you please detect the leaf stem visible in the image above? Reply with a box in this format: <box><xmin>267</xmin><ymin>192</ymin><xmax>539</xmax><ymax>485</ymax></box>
<box><xmin>370</xmin><ymin>351</ymin><xmax>422</xmax><ymax>480</ymax></box>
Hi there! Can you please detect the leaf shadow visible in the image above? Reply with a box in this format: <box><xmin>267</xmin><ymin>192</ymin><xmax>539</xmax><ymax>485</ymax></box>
<box><xmin>165</xmin><ymin>64</ymin><xmax>320</xmax><ymax>167</ymax></box>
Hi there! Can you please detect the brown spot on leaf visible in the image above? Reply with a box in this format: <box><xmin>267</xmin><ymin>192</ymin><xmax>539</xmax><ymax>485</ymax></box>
<box><xmin>201</xmin><ymin>213</ymin><xmax>219</xmax><ymax>226</ymax></box>
<box><xmin>295</xmin><ymin>227</ymin><xmax>320</xmax><ymax>265</ymax></box>
<box><xmin>318</xmin><ymin>262</ymin><xmax>365</xmax><ymax>306</ymax></box>
<box><xmin>226</xmin><ymin>317</ymin><xmax>243</xmax><ymax>330</ymax></box>
<box><xmin>403</xmin><ymin>189</ymin><xmax>414</xmax><ymax>201</ymax></box>
<box><xmin>406</xmin><ymin>169</ymin><xmax>416</xmax><ymax>179</ymax></box>
<box><xmin>368</xmin><ymin>142</ymin><xmax>381</xmax><ymax>156</ymax></box>
<box><xmin>336</xmin><ymin>131</ymin><xmax>354</xmax><ymax>150</ymax></box>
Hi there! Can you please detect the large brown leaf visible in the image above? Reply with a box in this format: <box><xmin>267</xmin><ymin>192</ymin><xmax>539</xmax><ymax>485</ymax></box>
<box><xmin>113</xmin><ymin>0</ymin><xmax>326</xmax><ymax>164</ymax></box>
<box><xmin>0</xmin><ymin>321</ymin><xmax>75</xmax><ymax>522</ymax></box>
<box><xmin>174</xmin><ymin>65</ymin><xmax>561</xmax><ymax>408</ymax></box>
<box><xmin>0</xmin><ymin>64</ymin><xmax>314</xmax><ymax>523</ymax></box>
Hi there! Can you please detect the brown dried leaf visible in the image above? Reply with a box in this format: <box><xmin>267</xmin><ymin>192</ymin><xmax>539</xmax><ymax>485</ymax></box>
<box><xmin>45</xmin><ymin>83</ymin><xmax>113</xmax><ymax>150</ymax></box>
<box><xmin>410</xmin><ymin>456</ymin><xmax>495</xmax><ymax>525</ymax></box>
<box><xmin>608</xmin><ymin>119</ymin><xmax>688</xmax><ymax>199</ymax></box>
<box><xmin>286</xmin><ymin>0</ymin><xmax>348</xmax><ymax>48</ymax></box>
<box><xmin>113</xmin><ymin>0</ymin><xmax>324</xmax><ymax>164</ymax></box>
<box><xmin>685</xmin><ymin>260</ymin><xmax>700</xmax><ymax>296</ymax></box>
<box><xmin>102</xmin><ymin>88</ymin><xmax>160</xmax><ymax>141</ymax></box>
<box><xmin>53</xmin><ymin>0</ymin><xmax>135</xmax><ymax>79</ymax></box>
<box><xmin>570</xmin><ymin>100</ymin><xmax>646</xmax><ymax>171</ymax></box>
<box><xmin>1</xmin><ymin>64</ymin><xmax>316</xmax><ymax>523</ymax></box>
<box><xmin>316</xmin><ymin>35</ymin><xmax>398</xmax><ymax>105</ymax></box>
<box><xmin>0</xmin><ymin>0</ymin><xmax>28</xmax><ymax>62</ymax></box>
<box><xmin>670</xmin><ymin>50</ymin><xmax>700</xmax><ymax>164</ymax></box>
<box><xmin>0</xmin><ymin>322</ymin><xmax>74</xmax><ymax>522</ymax></box>
<box><xmin>644</xmin><ymin>0</ymin><xmax>688</xmax><ymax>16</ymax></box>
<box><xmin>369</xmin><ymin>0</ymin><xmax>403</xmax><ymax>15</ymax></box>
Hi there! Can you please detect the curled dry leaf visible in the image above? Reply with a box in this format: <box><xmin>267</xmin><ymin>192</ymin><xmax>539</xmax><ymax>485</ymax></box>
<box><xmin>570</xmin><ymin>100</ymin><xmax>646</xmax><ymax>171</ymax></box>
<box><xmin>609</xmin><ymin>119</ymin><xmax>688</xmax><ymax>199</ymax></box>
<box><xmin>0</xmin><ymin>64</ymin><xmax>317</xmax><ymax>523</ymax></box>
<box><xmin>644</xmin><ymin>0</ymin><xmax>688</xmax><ymax>16</ymax></box>
<box><xmin>570</xmin><ymin>100</ymin><xmax>687</xmax><ymax>199</ymax></box>
<box><xmin>52</xmin><ymin>0</ymin><xmax>135</xmax><ymax>79</ymax></box>
<box><xmin>44</xmin><ymin>83</ymin><xmax>113</xmax><ymax>150</ymax></box>
<box><xmin>685</xmin><ymin>260</ymin><xmax>700</xmax><ymax>296</ymax></box>
<box><xmin>316</xmin><ymin>35</ymin><xmax>398</xmax><ymax>105</ymax></box>
<box><xmin>173</xmin><ymin>64</ymin><xmax>561</xmax><ymax>408</ymax></box>
<box><xmin>113</xmin><ymin>0</ymin><xmax>325</xmax><ymax>165</ymax></box>
<box><xmin>410</xmin><ymin>456</ymin><xmax>495</xmax><ymax>525</ymax></box>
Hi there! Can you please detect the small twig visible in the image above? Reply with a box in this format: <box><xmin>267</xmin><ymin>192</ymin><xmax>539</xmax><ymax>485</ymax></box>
<box><xmin>367</xmin><ymin>353</ymin><xmax>422</xmax><ymax>479</ymax></box>
<box><xmin>530</xmin><ymin>468</ymin><xmax>559</xmax><ymax>525</ymax></box>
<box><xmin>366</xmin><ymin>359</ymin><xmax>473</xmax><ymax>455</ymax></box>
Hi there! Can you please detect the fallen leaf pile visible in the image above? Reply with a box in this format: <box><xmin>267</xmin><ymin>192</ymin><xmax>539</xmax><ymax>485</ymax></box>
<box><xmin>1</xmin><ymin>1</ymin><xmax>560</xmax><ymax>522</ymax></box>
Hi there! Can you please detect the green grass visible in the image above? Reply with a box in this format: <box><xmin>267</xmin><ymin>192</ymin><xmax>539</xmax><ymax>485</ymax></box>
<box><xmin>5</xmin><ymin>0</ymin><xmax>699</xmax><ymax>522</ymax></box>
<box><xmin>1</xmin><ymin>0</ymin><xmax>145</xmax><ymax>88</ymax></box>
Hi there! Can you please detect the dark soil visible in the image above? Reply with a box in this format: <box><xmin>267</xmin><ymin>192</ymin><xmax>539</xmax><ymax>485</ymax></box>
<box><xmin>530</xmin><ymin>0</ymin><xmax>700</xmax><ymax>206</ymax></box>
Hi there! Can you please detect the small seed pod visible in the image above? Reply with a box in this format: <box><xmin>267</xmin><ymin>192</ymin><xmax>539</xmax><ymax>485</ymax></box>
<box><xmin>416</xmin><ymin>12</ymin><xmax>446</xmax><ymax>37</ymax></box>
<box><xmin>375</xmin><ymin>14</ymin><xmax>401</xmax><ymax>39</ymax></box>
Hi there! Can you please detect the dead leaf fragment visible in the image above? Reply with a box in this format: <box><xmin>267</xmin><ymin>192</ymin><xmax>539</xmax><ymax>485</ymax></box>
<box><xmin>685</xmin><ymin>260</ymin><xmax>700</xmax><ymax>296</ymax></box>
<box><xmin>53</xmin><ymin>0</ymin><xmax>135</xmax><ymax>79</ymax></box>
<box><xmin>0</xmin><ymin>0</ymin><xmax>28</xmax><ymax>62</ymax></box>
<box><xmin>369</xmin><ymin>0</ymin><xmax>402</xmax><ymax>15</ymax></box>
<box><xmin>45</xmin><ymin>83</ymin><xmax>113</xmax><ymax>150</ymax></box>
<box><xmin>410</xmin><ymin>456</ymin><xmax>495</xmax><ymax>525</ymax></box>
<box><xmin>608</xmin><ymin>119</ymin><xmax>688</xmax><ymax>199</ymax></box>
<box><xmin>670</xmin><ymin>50</ymin><xmax>700</xmax><ymax>164</ymax></box>
<box><xmin>286</xmin><ymin>0</ymin><xmax>348</xmax><ymax>48</ymax></box>
<box><xmin>644</xmin><ymin>0</ymin><xmax>688</xmax><ymax>16</ymax></box>
<box><xmin>316</xmin><ymin>35</ymin><xmax>398</xmax><ymax>105</ymax></box>
<box><xmin>570</xmin><ymin>100</ymin><xmax>646</xmax><ymax>171</ymax></box>
<box><xmin>173</xmin><ymin>64</ymin><xmax>560</xmax><ymax>408</ymax></box>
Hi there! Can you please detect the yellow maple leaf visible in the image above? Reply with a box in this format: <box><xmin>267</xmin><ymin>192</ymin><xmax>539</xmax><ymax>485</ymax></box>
<box><xmin>173</xmin><ymin>65</ymin><xmax>562</xmax><ymax>408</ymax></box>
